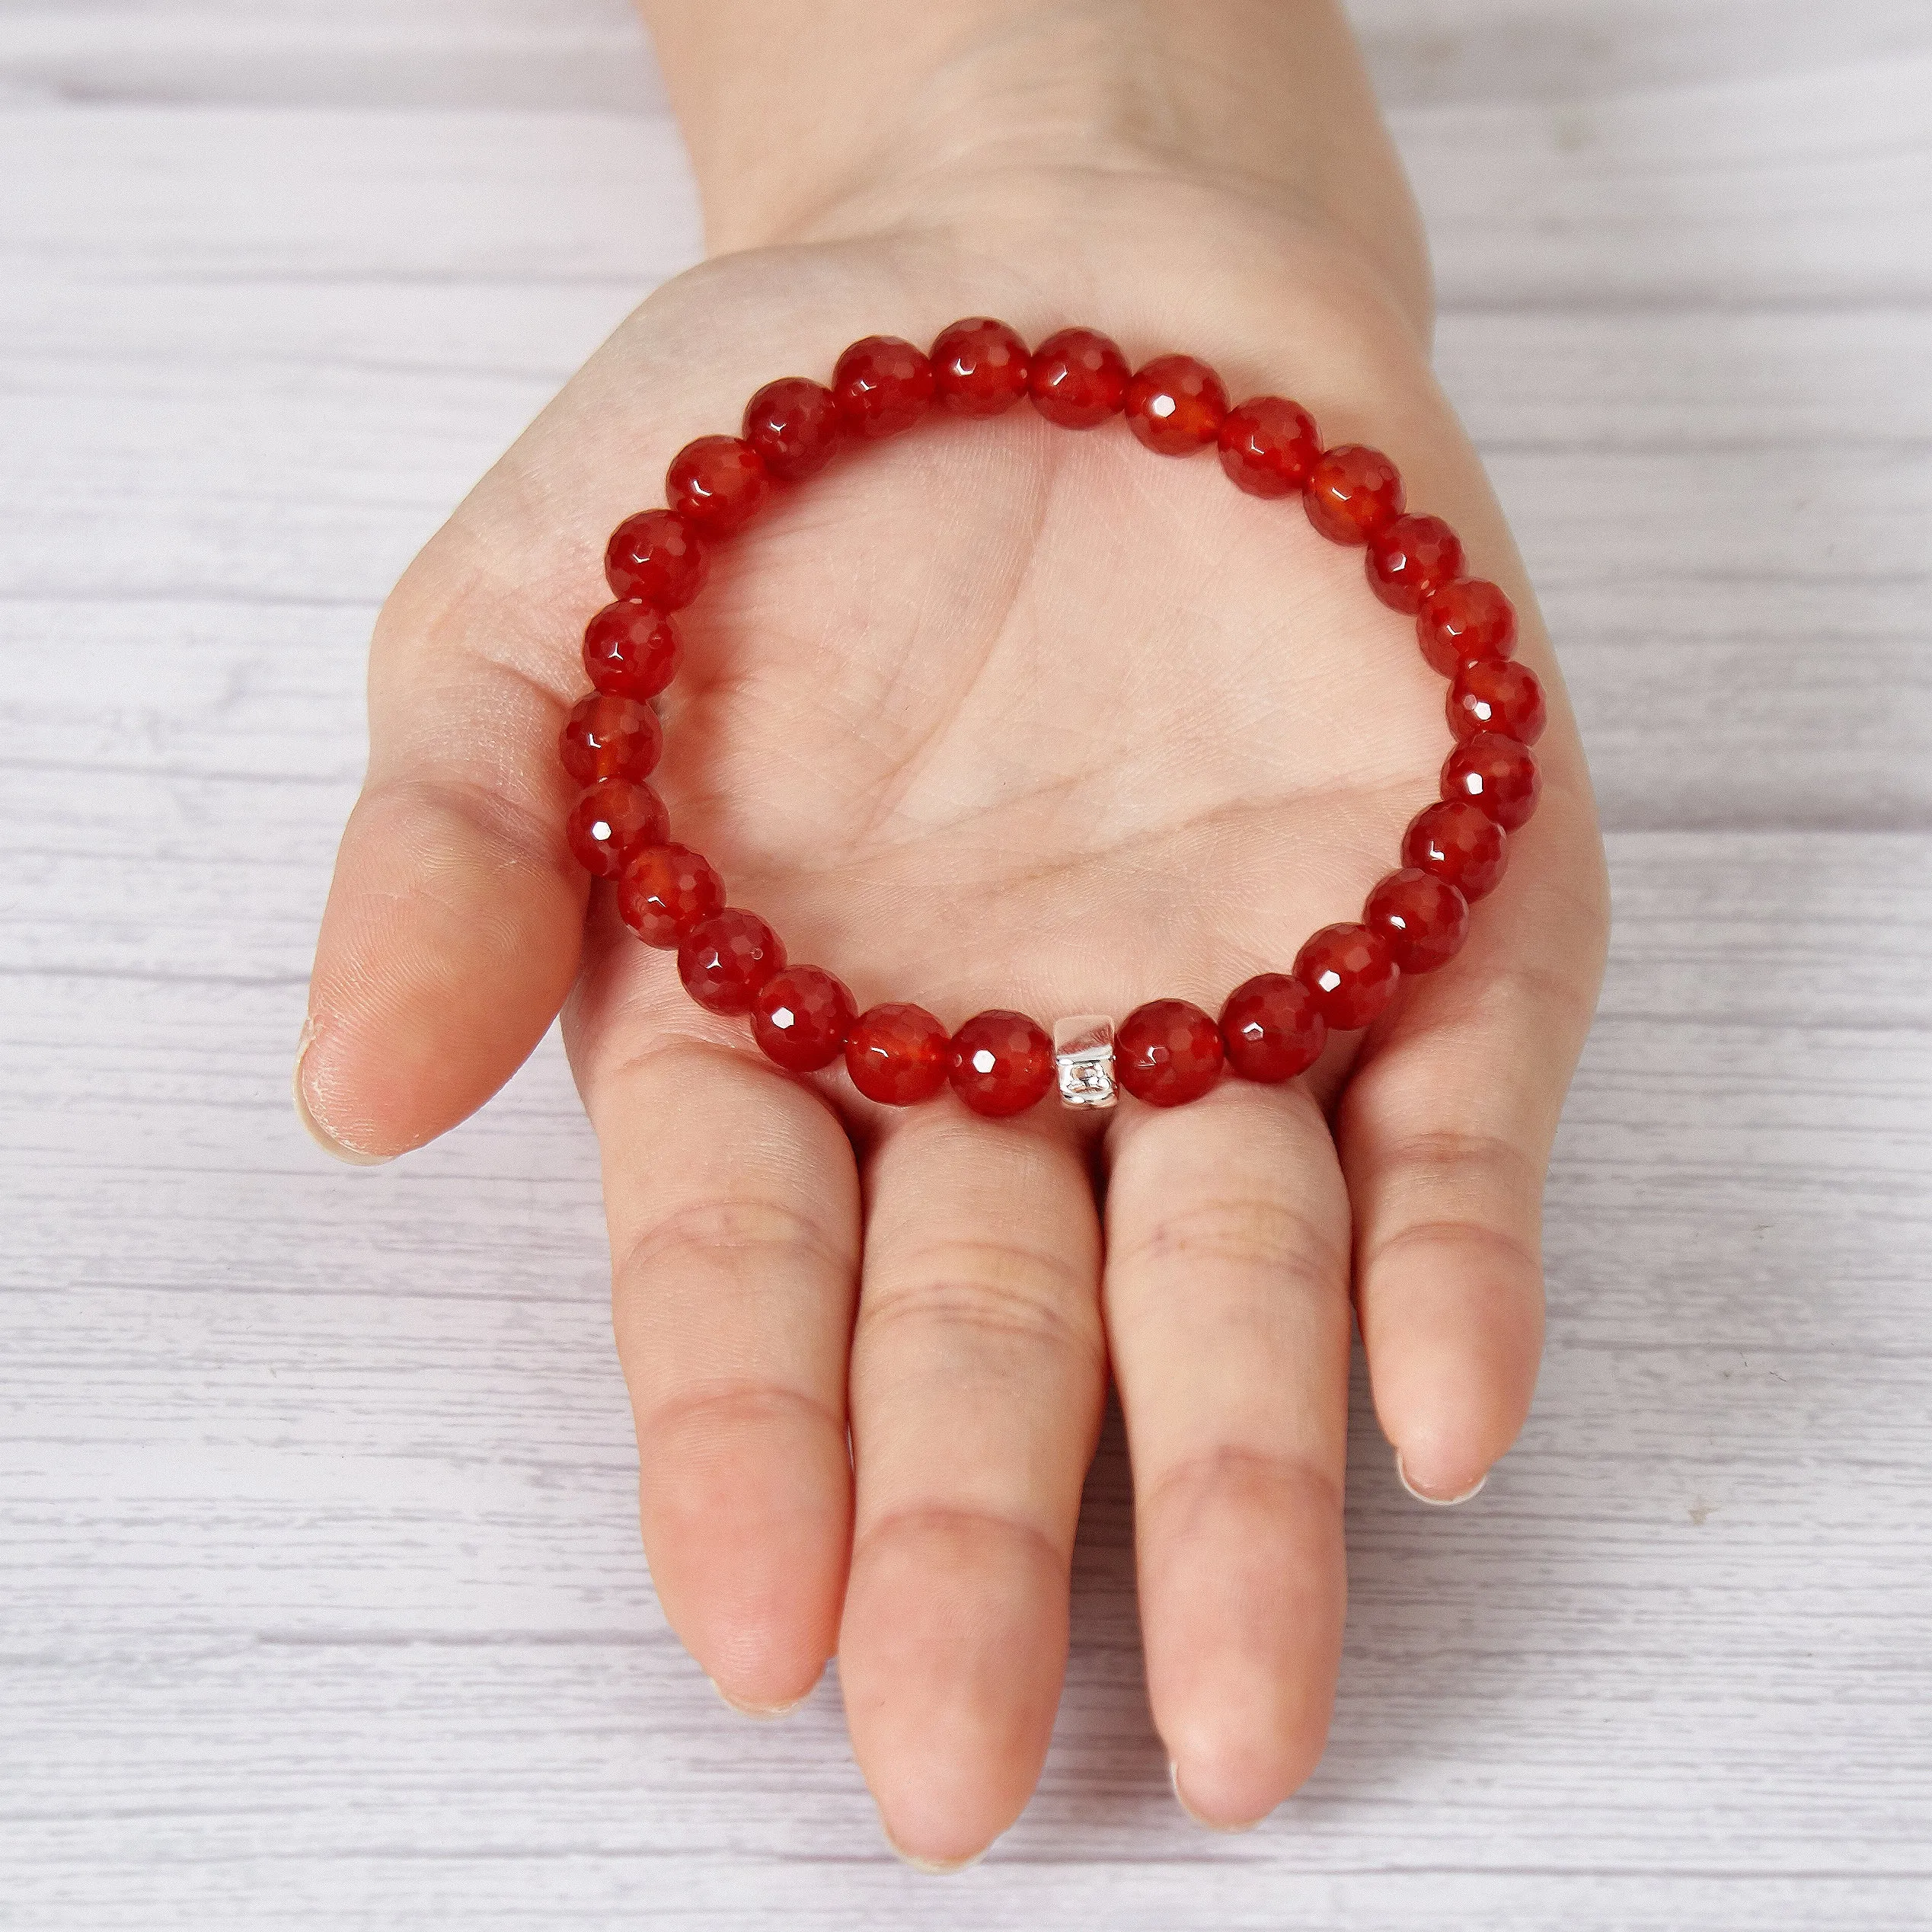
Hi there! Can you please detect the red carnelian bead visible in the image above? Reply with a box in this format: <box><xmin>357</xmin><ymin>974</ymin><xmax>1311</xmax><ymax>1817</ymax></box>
<box><xmin>618</xmin><ymin>842</ymin><xmax>724</xmax><ymax>947</ymax></box>
<box><xmin>559</xmin><ymin>693</ymin><xmax>663</xmax><ymax>785</ymax></box>
<box><xmin>583</xmin><ymin>601</ymin><xmax>680</xmax><ymax>701</ymax></box>
<box><xmin>1116</xmin><ymin>999</ymin><xmax>1225</xmax><ymax>1107</ymax></box>
<box><xmin>1443</xmin><ymin>732</ymin><xmax>1542</xmax><ymax>831</ymax></box>
<box><xmin>565</xmin><ymin>779</ymin><xmax>668</xmax><ymax>879</ymax></box>
<box><xmin>752</xmin><ymin>965</ymin><xmax>858</xmax><ymax>1073</ymax></box>
<box><xmin>833</xmin><ymin>335</ymin><xmax>935</xmax><ymax>439</ymax></box>
<box><xmin>742</xmin><ymin>376</ymin><xmax>843</xmax><ymax>481</ymax></box>
<box><xmin>677</xmin><ymin>909</ymin><xmax>786</xmax><ymax>1015</ymax></box>
<box><xmin>1027</xmin><ymin>327</ymin><xmax>1130</xmax><ymax>429</ymax></box>
<box><xmin>1367</xmin><ymin>514</ymin><xmax>1465</xmax><ymax>614</ymax></box>
<box><xmin>605</xmin><ymin>509</ymin><xmax>707</xmax><ymax>610</ymax></box>
<box><xmin>1217</xmin><ymin>394</ymin><xmax>1321</xmax><ymax>497</ymax></box>
<box><xmin>1364</xmin><ymin>868</ymin><xmax>1470</xmax><ymax>975</ymax></box>
<box><xmin>948</xmin><ymin>1010</ymin><xmax>1054</xmax><ymax>1117</ymax></box>
<box><xmin>1304</xmin><ymin>444</ymin><xmax>1404</xmax><ymax>544</ymax></box>
<box><xmin>845</xmin><ymin>1002</ymin><xmax>950</xmax><ymax>1105</ymax></box>
<box><xmin>1294</xmin><ymin>922</ymin><xmax>1400</xmax><ymax>1031</ymax></box>
<box><xmin>931</xmin><ymin>317</ymin><xmax>1030</xmax><ymax>417</ymax></box>
<box><xmin>666</xmin><ymin>434</ymin><xmax>770</xmax><ymax>539</ymax></box>
<box><xmin>1220</xmin><ymin>973</ymin><xmax>1327</xmax><ymax>1083</ymax></box>
<box><xmin>1448</xmin><ymin>658</ymin><xmax>1547</xmax><ymax>745</ymax></box>
<box><xmin>1401</xmin><ymin>799</ymin><xmax>1509</xmax><ymax>902</ymax></box>
<box><xmin>1417</xmin><ymin>578</ymin><xmax>1516</xmax><ymax>675</ymax></box>
<box><xmin>1124</xmin><ymin>354</ymin><xmax>1230</xmax><ymax>456</ymax></box>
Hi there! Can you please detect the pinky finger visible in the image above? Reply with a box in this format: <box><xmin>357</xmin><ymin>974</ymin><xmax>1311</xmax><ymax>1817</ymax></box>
<box><xmin>1340</xmin><ymin>775</ymin><xmax>1607</xmax><ymax>1503</ymax></box>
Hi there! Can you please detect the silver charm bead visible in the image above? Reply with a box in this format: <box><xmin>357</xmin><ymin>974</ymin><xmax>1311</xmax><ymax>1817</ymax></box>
<box><xmin>1053</xmin><ymin>1014</ymin><xmax>1118</xmax><ymax>1111</ymax></box>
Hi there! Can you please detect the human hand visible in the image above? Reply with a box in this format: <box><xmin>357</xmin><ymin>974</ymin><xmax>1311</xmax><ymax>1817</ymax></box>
<box><xmin>298</xmin><ymin>2</ymin><xmax>1608</xmax><ymax>1870</ymax></box>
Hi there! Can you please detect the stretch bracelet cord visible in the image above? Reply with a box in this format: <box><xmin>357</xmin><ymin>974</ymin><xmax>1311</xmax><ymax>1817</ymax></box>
<box><xmin>557</xmin><ymin>321</ymin><xmax>1544</xmax><ymax>1118</ymax></box>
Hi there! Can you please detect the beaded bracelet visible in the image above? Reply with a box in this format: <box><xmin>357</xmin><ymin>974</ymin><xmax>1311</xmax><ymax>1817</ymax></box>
<box><xmin>557</xmin><ymin>320</ymin><xmax>1544</xmax><ymax>1118</ymax></box>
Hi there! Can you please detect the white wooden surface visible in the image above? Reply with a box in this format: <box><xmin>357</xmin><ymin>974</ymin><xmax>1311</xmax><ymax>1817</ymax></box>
<box><xmin>3</xmin><ymin>3</ymin><xmax>1930</xmax><ymax>1926</ymax></box>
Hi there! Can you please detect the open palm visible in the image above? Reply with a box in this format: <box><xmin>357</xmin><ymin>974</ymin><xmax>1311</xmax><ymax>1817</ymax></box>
<box><xmin>301</xmin><ymin>188</ymin><xmax>1608</xmax><ymax>1865</ymax></box>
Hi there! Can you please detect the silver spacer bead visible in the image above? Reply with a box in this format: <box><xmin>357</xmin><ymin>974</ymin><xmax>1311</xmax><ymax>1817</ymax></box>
<box><xmin>1053</xmin><ymin>1014</ymin><xmax>1118</xmax><ymax>1110</ymax></box>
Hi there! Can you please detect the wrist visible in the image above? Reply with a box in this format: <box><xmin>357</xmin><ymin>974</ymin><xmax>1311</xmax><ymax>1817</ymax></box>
<box><xmin>637</xmin><ymin>0</ymin><xmax>1432</xmax><ymax>340</ymax></box>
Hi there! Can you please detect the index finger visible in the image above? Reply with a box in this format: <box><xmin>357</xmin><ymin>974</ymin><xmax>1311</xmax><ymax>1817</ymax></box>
<box><xmin>298</xmin><ymin>550</ymin><xmax>589</xmax><ymax>1158</ymax></box>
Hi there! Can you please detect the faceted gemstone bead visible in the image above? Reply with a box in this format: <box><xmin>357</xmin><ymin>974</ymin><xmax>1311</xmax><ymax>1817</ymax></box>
<box><xmin>1442</xmin><ymin>732</ymin><xmax>1542</xmax><ymax>831</ymax></box>
<box><xmin>1304</xmin><ymin>445</ymin><xmax>1404</xmax><ymax>544</ymax></box>
<box><xmin>1220</xmin><ymin>973</ymin><xmax>1327</xmax><ymax>1083</ymax></box>
<box><xmin>832</xmin><ymin>335</ymin><xmax>935</xmax><ymax>439</ymax></box>
<box><xmin>1123</xmin><ymin>354</ymin><xmax>1229</xmax><ymax>456</ymax></box>
<box><xmin>1027</xmin><ymin>327</ymin><xmax>1130</xmax><ymax>429</ymax></box>
<box><xmin>948</xmin><ymin>1009</ymin><xmax>1054</xmax><ymax>1118</ymax></box>
<box><xmin>677</xmin><ymin>909</ymin><xmax>786</xmax><ymax>1015</ymax></box>
<box><xmin>1367</xmin><ymin>513</ymin><xmax>1465</xmax><ymax>614</ymax></box>
<box><xmin>931</xmin><ymin>317</ymin><xmax>1030</xmax><ymax>417</ymax></box>
<box><xmin>845</xmin><ymin>1002</ymin><xmax>950</xmax><ymax>1105</ymax></box>
<box><xmin>1401</xmin><ymin>799</ymin><xmax>1509</xmax><ymax>902</ymax></box>
<box><xmin>1364</xmin><ymin>868</ymin><xmax>1470</xmax><ymax>975</ymax></box>
<box><xmin>1217</xmin><ymin>394</ymin><xmax>1321</xmax><ymax>497</ymax></box>
<box><xmin>1448</xmin><ymin>658</ymin><xmax>1547</xmax><ymax>745</ymax></box>
<box><xmin>565</xmin><ymin>779</ymin><xmax>668</xmax><ymax>879</ymax></box>
<box><xmin>666</xmin><ymin>434</ymin><xmax>770</xmax><ymax>538</ymax></box>
<box><xmin>752</xmin><ymin>965</ymin><xmax>857</xmax><ymax>1073</ymax></box>
<box><xmin>1116</xmin><ymin>998</ymin><xmax>1225</xmax><ymax>1107</ymax></box>
<box><xmin>605</xmin><ymin>509</ymin><xmax>707</xmax><ymax>611</ymax></box>
<box><xmin>1294</xmin><ymin>922</ymin><xmax>1400</xmax><ymax>1031</ymax></box>
<box><xmin>1417</xmin><ymin>578</ymin><xmax>1516</xmax><ymax>675</ymax></box>
<box><xmin>558</xmin><ymin>692</ymin><xmax>663</xmax><ymax>785</ymax></box>
<box><xmin>618</xmin><ymin>841</ymin><xmax>724</xmax><ymax>947</ymax></box>
<box><xmin>583</xmin><ymin>600</ymin><xmax>680</xmax><ymax>701</ymax></box>
<box><xmin>742</xmin><ymin>376</ymin><xmax>843</xmax><ymax>481</ymax></box>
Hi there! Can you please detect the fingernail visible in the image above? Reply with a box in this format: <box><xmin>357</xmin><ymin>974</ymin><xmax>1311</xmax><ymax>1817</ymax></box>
<box><xmin>1168</xmin><ymin>1759</ymin><xmax>1263</xmax><ymax>1834</ymax></box>
<box><xmin>880</xmin><ymin>1822</ymin><xmax>987</xmax><ymax>1875</ymax></box>
<box><xmin>1395</xmin><ymin>1449</ymin><xmax>1487</xmax><ymax>1507</ymax></box>
<box><xmin>292</xmin><ymin>1017</ymin><xmax>392</xmax><ymax>1167</ymax></box>
<box><xmin>709</xmin><ymin>1677</ymin><xmax>806</xmax><ymax>1721</ymax></box>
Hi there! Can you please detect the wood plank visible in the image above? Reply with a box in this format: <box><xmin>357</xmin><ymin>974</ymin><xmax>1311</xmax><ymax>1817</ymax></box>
<box><xmin>2</xmin><ymin>62</ymin><xmax>1924</xmax><ymax>834</ymax></box>
<box><xmin>2</xmin><ymin>46</ymin><xmax>1926</xmax><ymax>310</ymax></box>
<box><xmin>1404</xmin><ymin>56</ymin><xmax>1932</xmax><ymax>310</ymax></box>
<box><xmin>5</xmin><ymin>341</ymin><xmax>1929</xmax><ymax>830</ymax></box>
<box><xmin>0</xmin><ymin>2</ymin><xmax>661</xmax><ymax>113</ymax></box>
<box><xmin>0</xmin><ymin>109</ymin><xmax>701</xmax><ymax>283</ymax></box>
<box><xmin>5</xmin><ymin>835</ymin><xmax>1930</xmax><ymax>1922</ymax></box>
<box><xmin>5</xmin><ymin>1</ymin><xmax>1931</xmax><ymax>1921</ymax></box>
<box><xmin>5</xmin><ymin>0</ymin><xmax>1929</xmax><ymax>112</ymax></box>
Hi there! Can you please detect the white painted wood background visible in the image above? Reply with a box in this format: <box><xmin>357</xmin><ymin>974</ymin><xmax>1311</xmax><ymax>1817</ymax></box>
<box><xmin>3</xmin><ymin>2</ymin><xmax>1930</xmax><ymax>1925</ymax></box>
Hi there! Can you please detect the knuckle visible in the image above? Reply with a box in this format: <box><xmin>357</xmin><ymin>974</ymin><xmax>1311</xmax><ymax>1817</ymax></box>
<box><xmin>1110</xmin><ymin>1196</ymin><xmax>1346</xmax><ymax>1289</ymax></box>
<box><xmin>1364</xmin><ymin>1212</ymin><xmax>1542</xmax><ymax>1282</ymax></box>
<box><xmin>1395</xmin><ymin>953</ymin><xmax>1601</xmax><ymax>1047</ymax></box>
<box><xmin>1372</xmin><ymin>1126</ymin><xmax>1541</xmax><ymax>1201</ymax></box>
<box><xmin>618</xmin><ymin>1193</ymin><xmax>851</xmax><ymax>1290</ymax></box>
<box><xmin>636</xmin><ymin>1377</ymin><xmax>841</xmax><ymax>1456</ymax></box>
<box><xmin>1487</xmin><ymin>953</ymin><xmax>1605</xmax><ymax>1031</ymax></box>
<box><xmin>854</xmin><ymin>1499</ymin><xmax>1064</xmax><ymax>1575</ymax></box>
<box><xmin>1356</xmin><ymin>1129</ymin><xmax>1544</xmax><ymax>1281</ymax></box>
<box><xmin>858</xmin><ymin>1236</ymin><xmax>1103</xmax><ymax>1372</ymax></box>
<box><xmin>1139</xmin><ymin>1441</ymin><xmax>1343</xmax><ymax>1528</ymax></box>
<box><xmin>358</xmin><ymin>766</ymin><xmax>572</xmax><ymax>890</ymax></box>
<box><xmin>374</xmin><ymin>541</ymin><xmax>579</xmax><ymax>688</ymax></box>
<box><xmin>584</xmin><ymin>1029</ymin><xmax>742</xmax><ymax>1103</ymax></box>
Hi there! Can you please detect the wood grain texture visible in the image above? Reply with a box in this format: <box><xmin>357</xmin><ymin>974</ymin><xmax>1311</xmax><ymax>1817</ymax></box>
<box><xmin>2</xmin><ymin>2</ymin><xmax>1929</xmax><ymax>1926</ymax></box>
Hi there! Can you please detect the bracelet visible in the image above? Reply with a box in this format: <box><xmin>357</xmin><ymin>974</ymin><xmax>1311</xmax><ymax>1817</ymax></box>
<box><xmin>557</xmin><ymin>321</ymin><xmax>1544</xmax><ymax>1118</ymax></box>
